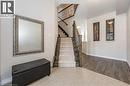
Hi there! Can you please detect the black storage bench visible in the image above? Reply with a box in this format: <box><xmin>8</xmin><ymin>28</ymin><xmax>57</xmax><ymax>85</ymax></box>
<box><xmin>12</xmin><ymin>58</ymin><xmax>50</xmax><ymax>86</ymax></box>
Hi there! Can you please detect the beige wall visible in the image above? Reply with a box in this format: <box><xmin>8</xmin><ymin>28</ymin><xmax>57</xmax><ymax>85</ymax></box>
<box><xmin>127</xmin><ymin>6</ymin><xmax>130</xmax><ymax>66</ymax></box>
<box><xmin>0</xmin><ymin>19</ymin><xmax>1</xmax><ymax>84</ymax></box>
<box><xmin>0</xmin><ymin>0</ymin><xmax>58</xmax><ymax>85</ymax></box>
<box><xmin>86</xmin><ymin>12</ymin><xmax>127</xmax><ymax>61</ymax></box>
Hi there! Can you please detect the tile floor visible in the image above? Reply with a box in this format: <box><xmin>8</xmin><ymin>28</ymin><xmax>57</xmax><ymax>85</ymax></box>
<box><xmin>29</xmin><ymin>68</ymin><xmax>130</xmax><ymax>86</ymax></box>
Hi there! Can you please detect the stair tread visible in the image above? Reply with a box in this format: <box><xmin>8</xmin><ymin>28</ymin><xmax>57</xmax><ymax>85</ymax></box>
<box><xmin>60</xmin><ymin>49</ymin><xmax>74</xmax><ymax>51</ymax></box>
<box><xmin>58</xmin><ymin>38</ymin><xmax>76</xmax><ymax>68</ymax></box>
<box><xmin>59</xmin><ymin>61</ymin><xmax>76</xmax><ymax>63</ymax></box>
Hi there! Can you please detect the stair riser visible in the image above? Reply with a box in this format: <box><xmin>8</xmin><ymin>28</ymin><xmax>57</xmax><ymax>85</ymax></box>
<box><xmin>59</xmin><ymin>63</ymin><xmax>76</xmax><ymax>67</ymax></box>
<box><xmin>58</xmin><ymin>38</ymin><xmax>76</xmax><ymax>68</ymax></box>
<box><xmin>59</xmin><ymin>52</ymin><xmax>74</xmax><ymax>55</ymax></box>
<box><xmin>60</xmin><ymin>50</ymin><xmax>74</xmax><ymax>52</ymax></box>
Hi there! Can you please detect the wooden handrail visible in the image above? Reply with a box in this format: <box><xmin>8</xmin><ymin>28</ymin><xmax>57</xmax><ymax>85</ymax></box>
<box><xmin>72</xmin><ymin>21</ymin><xmax>82</xmax><ymax>67</ymax></box>
<box><xmin>58</xmin><ymin>4</ymin><xmax>73</xmax><ymax>13</ymax></box>
<box><xmin>74</xmin><ymin>4</ymin><xmax>78</xmax><ymax>15</ymax></box>
<box><xmin>58</xmin><ymin>17</ymin><xmax>68</xmax><ymax>25</ymax></box>
<box><xmin>53</xmin><ymin>37</ymin><xmax>61</xmax><ymax>67</ymax></box>
<box><xmin>59</xmin><ymin>15</ymin><xmax>74</xmax><ymax>22</ymax></box>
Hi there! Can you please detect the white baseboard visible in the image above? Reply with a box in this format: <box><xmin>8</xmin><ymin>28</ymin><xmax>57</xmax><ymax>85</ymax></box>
<box><xmin>87</xmin><ymin>54</ymin><xmax>127</xmax><ymax>62</ymax></box>
<box><xmin>1</xmin><ymin>77</ymin><xmax>12</xmax><ymax>85</ymax></box>
<box><xmin>127</xmin><ymin>62</ymin><xmax>130</xmax><ymax>66</ymax></box>
<box><xmin>50</xmin><ymin>59</ymin><xmax>54</xmax><ymax>67</ymax></box>
<box><xmin>129</xmin><ymin>62</ymin><xmax>130</xmax><ymax>67</ymax></box>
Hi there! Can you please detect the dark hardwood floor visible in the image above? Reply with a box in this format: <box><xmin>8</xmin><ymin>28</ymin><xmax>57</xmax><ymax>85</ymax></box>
<box><xmin>81</xmin><ymin>53</ymin><xmax>130</xmax><ymax>84</ymax></box>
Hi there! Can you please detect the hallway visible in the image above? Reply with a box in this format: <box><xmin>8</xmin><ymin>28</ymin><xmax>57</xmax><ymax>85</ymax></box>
<box><xmin>1</xmin><ymin>0</ymin><xmax>130</xmax><ymax>86</ymax></box>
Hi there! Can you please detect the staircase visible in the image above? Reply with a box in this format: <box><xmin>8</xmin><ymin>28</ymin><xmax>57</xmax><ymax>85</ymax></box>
<box><xmin>59</xmin><ymin>38</ymin><xmax>76</xmax><ymax>67</ymax></box>
<box><xmin>53</xmin><ymin>4</ymin><xmax>79</xmax><ymax>67</ymax></box>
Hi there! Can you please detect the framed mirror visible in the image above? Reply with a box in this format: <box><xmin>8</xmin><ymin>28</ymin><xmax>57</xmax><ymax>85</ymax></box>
<box><xmin>106</xmin><ymin>19</ymin><xmax>115</xmax><ymax>41</ymax></box>
<box><xmin>13</xmin><ymin>15</ymin><xmax>44</xmax><ymax>55</ymax></box>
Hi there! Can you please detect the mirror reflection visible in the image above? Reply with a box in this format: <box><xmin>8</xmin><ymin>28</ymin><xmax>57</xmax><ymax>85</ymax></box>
<box><xmin>14</xmin><ymin>15</ymin><xmax>44</xmax><ymax>55</ymax></box>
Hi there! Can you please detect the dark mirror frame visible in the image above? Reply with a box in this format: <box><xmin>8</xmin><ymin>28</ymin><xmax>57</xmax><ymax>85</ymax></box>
<box><xmin>13</xmin><ymin>15</ymin><xmax>44</xmax><ymax>56</ymax></box>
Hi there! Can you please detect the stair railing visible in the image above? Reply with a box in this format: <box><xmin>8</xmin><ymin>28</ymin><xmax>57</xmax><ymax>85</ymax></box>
<box><xmin>53</xmin><ymin>37</ymin><xmax>61</xmax><ymax>67</ymax></box>
<box><xmin>58</xmin><ymin>16</ymin><xmax>69</xmax><ymax>37</ymax></box>
<box><xmin>58</xmin><ymin>25</ymin><xmax>69</xmax><ymax>37</ymax></box>
<box><xmin>58</xmin><ymin>4</ymin><xmax>78</xmax><ymax>37</ymax></box>
<box><xmin>72</xmin><ymin>21</ymin><xmax>82</xmax><ymax>67</ymax></box>
<box><xmin>58</xmin><ymin>17</ymin><xmax>68</xmax><ymax>26</ymax></box>
<box><xmin>58</xmin><ymin>4</ymin><xmax>78</xmax><ymax>22</ymax></box>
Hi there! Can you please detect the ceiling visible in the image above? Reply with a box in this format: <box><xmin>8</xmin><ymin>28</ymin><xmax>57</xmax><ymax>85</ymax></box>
<box><xmin>56</xmin><ymin>0</ymin><xmax>130</xmax><ymax>19</ymax></box>
<box><xmin>86</xmin><ymin>0</ymin><xmax>116</xmax><ymax>18</ymax></box>
<box><xmin>116</xmin><ymin>0</ymin><xmax>130</xmax><ymax>14</ymax></box>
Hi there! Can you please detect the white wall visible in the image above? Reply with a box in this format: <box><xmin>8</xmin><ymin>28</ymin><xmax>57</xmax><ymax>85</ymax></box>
<box><xmin>0</xmin><ymin>18</ymin><xmax>1</xmax><ymax>83</ymax></box>
<box><xmin>127</xmin><ymin>6</ymin><xmax>130</xmax><ymax>66</ymax></box>
<box><xmin>74</xmin><ymin>3</ymin><xmax>88</xmax><ymax>42</ymax></box>
<box><xmin>74</xmin><ymin>2</ymin><xmax>88</xmax><ymax>54</ymax></box>
<box><xmin>0</xmin><ymin>0</ymin><xmax>57</xmax><ymax>85</ymax></box>
<box><xmin>86</xmin><ymin>12</ymin><xmax>127</xmax><ymax>61</ymax></box>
